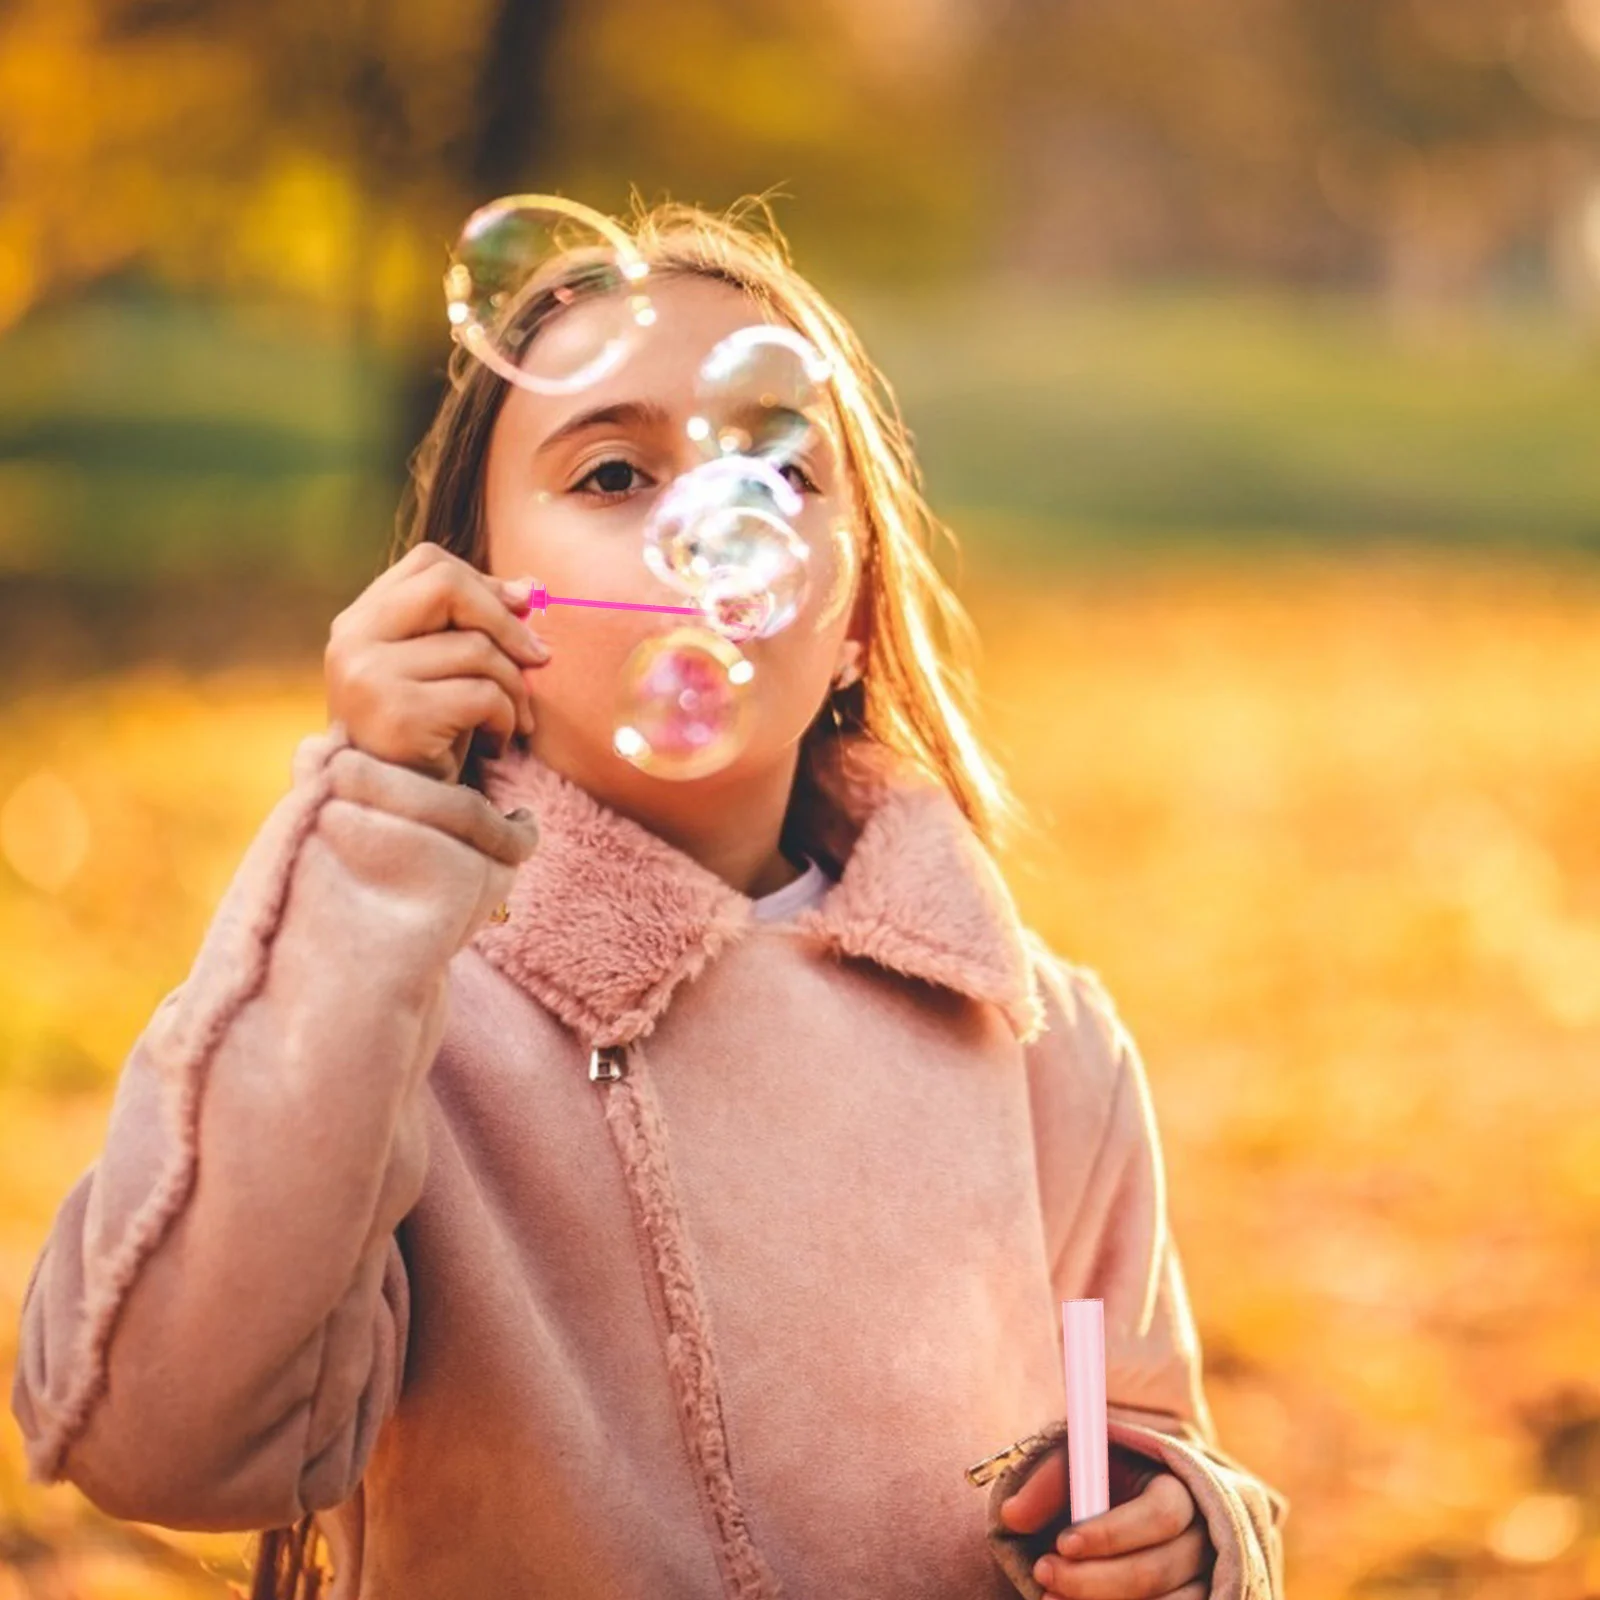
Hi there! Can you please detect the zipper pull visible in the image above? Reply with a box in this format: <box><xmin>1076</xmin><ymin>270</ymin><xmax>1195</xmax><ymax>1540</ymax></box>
<box><xmin>964</xmin><ymin>1429</ymin><xmax>1051</xmax><ymax>1488</ymax></box>
<box><xmin>589</xmin><ymin>1044</ymin><xmax>628</xmax><ymax>1082</ymax></box>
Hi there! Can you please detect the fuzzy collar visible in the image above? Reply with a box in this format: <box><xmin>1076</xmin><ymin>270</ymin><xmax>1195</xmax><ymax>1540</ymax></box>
<box><xmin>470</xmin><ymin>733</ymin><xmax>1045</xmax><ymax>1052</ymax></box>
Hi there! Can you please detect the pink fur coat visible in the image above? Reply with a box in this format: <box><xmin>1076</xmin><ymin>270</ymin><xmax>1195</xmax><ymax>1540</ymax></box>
<box><xmin>11</xmin><ymin>722</ymin><xmax>1289</xmax><ymax>1599</ymax></box>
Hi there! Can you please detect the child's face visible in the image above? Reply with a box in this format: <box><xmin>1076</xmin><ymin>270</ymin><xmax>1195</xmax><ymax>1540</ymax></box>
<box><xmin>482</xmin><ymin>271</ymin><xmax>865</xmax><ymax>804</ymax></box>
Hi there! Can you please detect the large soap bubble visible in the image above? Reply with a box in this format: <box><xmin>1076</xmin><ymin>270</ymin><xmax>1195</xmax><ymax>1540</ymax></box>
<box><xmin>611</xmin><ymin>626</ymin><xmax>756</xmax><ymax>780</ymax></box>
<box><xmin>687</xmin><ymin>325</ymin><xmax>835</xmax><ymax>467</ymax></box>
<box><xmin>443</xmin><ymin>195</ymin><xmax>655</xmax><ymax>394</ymax></box>
<box><xmin>642</xmin><ymin>455</ymin><xmax>812</xmax><ymax>643</ymax></box>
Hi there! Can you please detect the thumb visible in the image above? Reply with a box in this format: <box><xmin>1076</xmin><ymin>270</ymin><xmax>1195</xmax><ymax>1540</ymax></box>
<box><xmin>998</xmin><ymin>1444</ymin><xmax>1069</xmax><ymax>1533</ymax></box>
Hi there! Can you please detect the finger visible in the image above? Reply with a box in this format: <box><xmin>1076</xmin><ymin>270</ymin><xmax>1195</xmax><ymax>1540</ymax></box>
<box><xmin>372</xmin><ymin>551</ymin><xmax>550</xmax><ymax>669</ymax></box>
<box><xmin>331</xmin><ymin>550</ymin><xmax>547</xmax><ymax>689</ymax></box>
<box><xmin>339</xmin><ymin>541</ymin><xmax>458</xmax><ymax>623</ymax></box>
<box><xmin>358</xmin><ymin>543</ymin><xmax>538</xmax><ymax>617</ymax></box>
<box><xmin>337</xmin><ymin>675</ymin><xmax>516</xmax><ymax>780</ymax></box>
<box><xmin>998</xmin><ymin>1446</ymin><xmax>1069</xmax><ymax>1534</ymax></box>
<box><xmin>1035</xmin><ymin>1524</ymin><xmax>1210</xmax><ymax>1600</ymax></box>
<box><xmin>368</xmin><ymin>542</ymin><xmax>536</xmax><ymax>612</ymax></box>
<box><xmin>1055</xmin><ymin>1472</ymin><xmax>1195</xmax><ymax>1560</ymax></box>
<box><xmin>491</xmin><ymin>572</ymin><xmax>541</xmax><ymax>617</ymax></box>
<box><xmin>1109</xmin><ymin>1446</ymin><xmax>1165</xmax><ymax>1506</ymax></box>
<box><xmin>386</xmin><ymin>630</ymin><xmax>542</xmax><ymax>738</ymax></box>
<box><xmin>410</xmin><ymin>676</ymin><xmax>521</xmax><ymax>755</ymax></box>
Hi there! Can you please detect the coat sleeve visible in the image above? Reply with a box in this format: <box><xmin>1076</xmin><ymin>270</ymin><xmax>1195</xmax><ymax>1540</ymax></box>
<box><xmin>8</xmin><ymin>721</ymin><xmax>540</xmax><ymax>1533</ymax></box>
<box><xmin>974</xmin><ymin>945</ymin><xmax>1291</xmax><ymax>1600</ymax></box>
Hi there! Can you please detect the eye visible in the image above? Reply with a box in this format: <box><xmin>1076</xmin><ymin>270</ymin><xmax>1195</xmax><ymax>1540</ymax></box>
<box><xmin>572</xmin><ymin>458</ymin><xmax>654</xmax><ymax>500</ymax></box>
<box><xmin>778</xmin><ymin>459</ymin><xmax>819</xmax><ymax>495</ymax></box>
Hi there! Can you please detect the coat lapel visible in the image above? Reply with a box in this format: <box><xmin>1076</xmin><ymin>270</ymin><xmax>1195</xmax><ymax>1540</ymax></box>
<box><xmin>470</xmin><ymin>733</ymin><xmax>1045</xmax><ymax>1051</ymax></box>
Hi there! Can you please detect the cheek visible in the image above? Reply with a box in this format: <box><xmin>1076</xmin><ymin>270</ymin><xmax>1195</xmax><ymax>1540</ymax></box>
<box><xmin>729</xmin><ymin>512</ymin><xmax>858</xmax><ymax>701</ymax></box>
<box><xmin>535</xmin><ymin>605</ymin><xmax>669</xmax><ymax>712</ymax></box>
<box><xmin>746</xmin><ymin>596</ymin><xmax>843</xmax><ymax>710</ymax></box>
<box><xmin>491</xmin><ymin>495</ymin><xmax>673</xmax><ymax>653</ymax></box>
<box><xmin>806</xmin><ymin>513</ymin><xmax>862</xmax><ymax>633</ymax></box>
<box><xmin>491</xmin><ymin>492</ymin><xmax>641</xmax><ymax>584</ymax></box>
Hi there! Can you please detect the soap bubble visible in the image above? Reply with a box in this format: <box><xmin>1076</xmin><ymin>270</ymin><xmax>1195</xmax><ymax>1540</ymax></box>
<box><xmin>643</xmin><ymin>454</ymin><xmax>803</xmax><ymax>593</ymax></box>
<box><xmin>687</xmin><ymin>325</ymin><xmax>835</xmax><ymax>465</ymax></box>
<box><xmin>694</xmin><ymin>544</ymin><xmax>809</xmax><ymax>644</ymax></box>
<box><xmin>612</xmin><ymin>627</ymin><xmax>756</xmax><ymax>780</ymax></box>
<box><xmin>652</xmin><ymin>326</ymin><xmax>833</xmax><ymax>643</ymax></box>
<box><xmin>642</xmin><ymin>456</ymin><xmax>812</xmax><ymax>640</ymax></box>
<box><xmin>698</xmin><ymin>577</ymin><xmax>776</xmax><ymax>646</ymax></box>
<box><xmin>443</xmin><ymin>195</ymin><xmax>654</xmax><ymax>394</ymax></box>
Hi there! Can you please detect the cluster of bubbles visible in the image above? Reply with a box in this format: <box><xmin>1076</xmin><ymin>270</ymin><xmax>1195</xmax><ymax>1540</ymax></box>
<box><xmin>445</xmin><ymin>195</ymin><xmax>839</xmax><ymax>781</ymax></box>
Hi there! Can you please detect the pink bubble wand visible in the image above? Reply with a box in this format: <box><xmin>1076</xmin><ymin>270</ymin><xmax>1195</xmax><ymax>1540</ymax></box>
<box><xmin>1063</xmin><ymin>1299</ymin><xmax>1110</xmax><ymax>1522</ymax></box>
<box><xmin>516</xmin><ymin>582</ymin><xmax>698</xmax><ymax>618</ymax></box>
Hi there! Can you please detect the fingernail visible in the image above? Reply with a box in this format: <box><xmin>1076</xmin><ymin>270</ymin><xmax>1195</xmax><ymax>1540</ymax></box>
<box><xmin>498</xmin><ymin>575</ymin><xmax>537</xmax><ymax>614</ymax></box>
<box><xmin>1059</xmin><ymin>1532</ymin><xmax>1085</xmax><ymax>1557</ymax></box>
<box><xmin>1033</xmin><ymin>1557</ymin><xmax>1054</xmax><ymax>1588</ymax></box>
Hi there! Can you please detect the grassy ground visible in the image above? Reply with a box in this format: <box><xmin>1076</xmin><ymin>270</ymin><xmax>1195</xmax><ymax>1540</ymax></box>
<box><xmin>2</xmin><ymin>544</ymin><xmax>1599</xmax><ymax>1597</ymax></box>
<box><xmin>855</xmin><ymin>285</ymin><xmax>1600</xmax><ymax>556</ymax></box>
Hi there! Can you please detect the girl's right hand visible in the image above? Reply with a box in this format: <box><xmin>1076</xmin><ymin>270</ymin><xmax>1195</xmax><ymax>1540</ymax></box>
<box><xmin>324</xmin><ymin>543</ymin><xmax>551</xmax><ymax>785</ymax></box>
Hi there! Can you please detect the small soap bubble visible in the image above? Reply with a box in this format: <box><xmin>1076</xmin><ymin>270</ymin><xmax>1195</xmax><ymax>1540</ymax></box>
<box><xmin>612</xmin><ymin>626</ymin><xmax>755</xmax><ymax>780</ymax></box>
<box><xmin>688</xmin><ymin>325</ymin><xmax>834</xmax><ymax>466</ymax></box>
<box><xmin>698</xmin><ymin>578</ymin><xmax>775</xmax><ymax>645</ymax></box>
<box><xmin>697</xmin><ymin>543</ymin><xmax>810</xmax><ymax>643</ymax></box>
<box><xmin>443</xmin><ymin>196</ymin><xmax>654</xmax><ymax>394</ymax></box>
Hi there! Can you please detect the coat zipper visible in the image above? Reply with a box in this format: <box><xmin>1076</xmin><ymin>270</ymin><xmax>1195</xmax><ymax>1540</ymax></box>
<box><xmin>585</xmin><ymin>1037</ymin><xmax>781</xmax><ymax>1598</ymax></box>
<box><xmin>589</xmin><ymin>1044</ymin><xmax>628</xmax><ymax>1081</ymax></box>
<box><xmin>965</xmin><ymin>1428</ymin><xmax>1052</xmax><ymax>1488</ymax></box>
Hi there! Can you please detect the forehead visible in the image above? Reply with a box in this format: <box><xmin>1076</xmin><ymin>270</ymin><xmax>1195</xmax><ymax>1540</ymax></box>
<box><xmin>497</xmin><ymin>272</ymin><xmax>785</xmax><ymax>436</ymax></box>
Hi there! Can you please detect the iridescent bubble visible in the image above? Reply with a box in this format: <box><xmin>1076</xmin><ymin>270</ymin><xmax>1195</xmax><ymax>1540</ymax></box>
<box><xmin>696</xmin><ymin>543</ymin><xmax>810</xmax><ymax>643</ymax></box>
<box><xmin>646</xmin><ymin>493</ymin><xmax>809</xmax><ymax>608</ymax></box>
<box><xmin>644</xmin><ymin>455</ymin><xmax>802</xmax><ymax>591</ymax></box>
<box><xmin>612</xmin><ymin>626</ymin><xmax>757</xmax><ymax>780</ymax></box>
<box><xmin>641</xmin><ymin>456</ymin><xmax>812</xmax><ymax>639</ymax></box>
<box><xmin>443</xmin><ymin>195</ymin><xmax>655</xmax><ymax>395</ymax></box>
<box><xmin>687</xmin><ymin>325</ymin><xmax>835</xmax><ymax>466</ymax></box>
<box><xmin>698</xmin><ymin>579</ymin><xmax>775</xmax><ymax>645</ymax></box>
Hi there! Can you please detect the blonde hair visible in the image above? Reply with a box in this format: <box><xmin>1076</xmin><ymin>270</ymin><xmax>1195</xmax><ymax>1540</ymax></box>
<box><xmin>389</xmin><ymin>194</ymin><xmax>1033</xmax><ymax>866</ymax></box>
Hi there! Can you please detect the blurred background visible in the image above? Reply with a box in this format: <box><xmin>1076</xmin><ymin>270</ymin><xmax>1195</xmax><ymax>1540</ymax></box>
<box><xmin>3</xmin><ymin>0</ymin><xmax>1600</xmax><ymax>1595</ymax></box>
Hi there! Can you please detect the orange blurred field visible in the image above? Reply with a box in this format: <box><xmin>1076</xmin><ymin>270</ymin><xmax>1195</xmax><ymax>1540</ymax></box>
<box><xmin>3</xmin><ymin>548</ymin><xmax>1599</xmax><ymax>1599</ymax></box>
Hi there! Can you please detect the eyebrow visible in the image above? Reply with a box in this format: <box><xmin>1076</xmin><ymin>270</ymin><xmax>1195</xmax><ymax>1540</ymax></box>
<box><xmin>535</xmin><ymin>399</ymin><xmax>674</xmax><ymax>456</ymax></box>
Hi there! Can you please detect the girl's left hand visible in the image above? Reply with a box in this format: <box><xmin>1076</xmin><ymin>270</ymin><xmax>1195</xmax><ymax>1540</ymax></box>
<box><xmin>1000</xmin><ymin>1452</ymin><xmax>1217</xmax><ymax>1598</ymax></box>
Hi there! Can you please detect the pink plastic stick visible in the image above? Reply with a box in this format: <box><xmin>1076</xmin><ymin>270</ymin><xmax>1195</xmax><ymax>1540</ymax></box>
<box><xmin>551</xmin><ymin>594</ymin><xmax>699</xmax><ymax>615</ymax></box>
<box><xmin>1062</xmin><ymin>1299</ymin><xmax>1110</xmax><ymax>1521</ymax></box>
<box><xmin>519</xmin><ymin>582</ymin><xmax>696</xmax><ymax>619</ymax></box>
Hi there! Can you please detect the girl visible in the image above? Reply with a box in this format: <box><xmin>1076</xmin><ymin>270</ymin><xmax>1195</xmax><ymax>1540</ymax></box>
<box><xmin>10</xmin><ymin>199</ymin><xmax>1289</xmax><ymax>1600</ymax></box>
